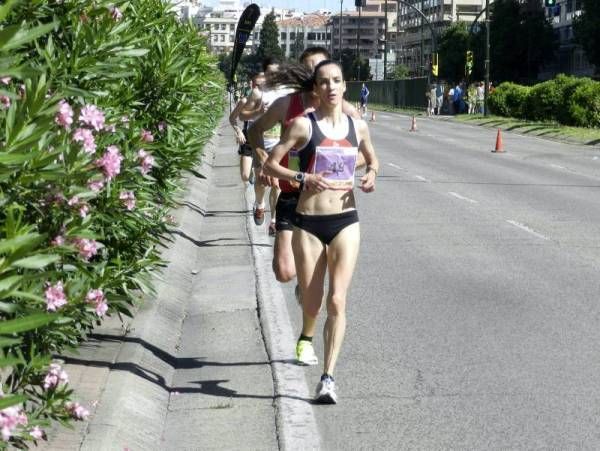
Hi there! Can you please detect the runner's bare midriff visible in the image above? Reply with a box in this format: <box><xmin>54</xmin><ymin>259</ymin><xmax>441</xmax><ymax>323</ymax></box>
<box><xmin>296</xmin><ymin>190</ymin><xmax>356</xmax><ymax>216</ymax></box>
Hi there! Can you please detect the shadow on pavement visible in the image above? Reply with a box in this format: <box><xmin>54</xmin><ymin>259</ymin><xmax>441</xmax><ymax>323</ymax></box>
<box><xmin>58</xmin><ymin>334</ymin><xmax>312</xmax><ymax>403</ymax></box>
<box><xmin>170</xmin><ymin>229</ymin><xmax>272</xmax><ymax>248</ymax></box>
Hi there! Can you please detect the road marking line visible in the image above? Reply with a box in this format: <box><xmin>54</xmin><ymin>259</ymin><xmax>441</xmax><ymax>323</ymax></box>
<box><xmin>415</xmin><ymin>175</ymin><xmax>429</xmax><ymax>182</ymax></box>
<box><xmin>506</xmin><ymin>220</ymin><xmax>548</xmax><ymax>240</ymax></box>
<box><xmin>448</xmin><ymin>192</ymin><xmax>478</xmax><ymax>204</ymax></box>
<box><xmin>387</xmin><ymin>163</ymin><xmax>404</xmax><ymax>170</ymax></box>
<box><xmin>550</xmin><ymin>164</ymin><xmax>566</xmax><ymax>170</ymax></box>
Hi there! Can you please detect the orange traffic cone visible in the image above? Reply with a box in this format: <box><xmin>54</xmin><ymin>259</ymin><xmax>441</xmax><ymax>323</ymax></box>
<box><xmin>370</xmin><ymin>110</ymin><xmax>376</xmax><ymax>122</ymax></box>
<box><xmin>492</xmin><ymin>128</ymin><xmax>504</xmax><ymax>153</ymax></box>
<box><xmin>409</xmin><ymin>115</ymin><xmax>417</xmax><ymax>132</ymax></box>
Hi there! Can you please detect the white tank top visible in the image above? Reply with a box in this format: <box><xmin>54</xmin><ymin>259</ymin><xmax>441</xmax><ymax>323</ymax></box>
<box><xmin>261</xmin><ymin>87</ymin><xmax>294</xmax><ymax>150</ymax></box>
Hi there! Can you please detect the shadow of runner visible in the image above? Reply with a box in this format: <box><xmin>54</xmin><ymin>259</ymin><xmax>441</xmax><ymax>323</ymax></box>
<box><xmin>170</xmin><ymin>229</ymin><xmax>272</xmax><ymax>248</ymax></box>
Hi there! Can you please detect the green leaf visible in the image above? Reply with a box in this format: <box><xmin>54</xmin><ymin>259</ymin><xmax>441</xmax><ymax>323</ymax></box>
<box><xmin>0</xmin><ymin>337</ymin><xmax>22</xmax><ymax>348</ymax></box>
<box><xmin>0</xmin><ymin>22</ymin><xmax>57</xmax><ymax>51</ymax></box>
<box><xmin>113</xmin><ymin>48</ymin><xmax>149</xmax><ymax>57</ymax></box>
<box><xmin>0</xmin><ymin>301</ymin><xmax>18</xmax><ymax>313</ymax></box>
<box><xmin>0</xmin><ymin>313</ymin><xmax>57</xmax><ymax>334</ymax></box>
<box><xmin>0</xmin><ymin>275</ymin><xmax>22</xmax><ymax>292</ymax></box>
<box><xmin>0</xmin><ymin>395</ymin><xmax>27</xmax><ymax>410</ymax></box>
<box><xmin>0</xmin><ymin>234</ymin><xmax>43</xmax><ymax>254</ymax></box>
<box><xmin>12</xmin><ymin>254</ymin><xmax>60</xmax><ymax>269</ymax></box>
<box><xmin>0</xmin><ymin>0</ymin><xmax>19</xmax><ymax>22</ymax></box>
<box><xmin>0</xmin><ymin>355</ymin><xmax>25</xmax><ymax>368</ymax></box>
<box><xmin>0</xmin><ymin>152</ymin><xmax>35</xmax><ymax>165</ymax></box>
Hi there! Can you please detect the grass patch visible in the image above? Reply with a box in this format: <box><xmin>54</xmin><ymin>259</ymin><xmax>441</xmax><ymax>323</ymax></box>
<box><xmin>366</xmin><ymin>103</ymin><xmax>600</xmax><ymax>147</ymax></box>
<box><xmin>453</xmin><ymin>114</ymin><xmax>600</xmax><ymax>146</ymax></box>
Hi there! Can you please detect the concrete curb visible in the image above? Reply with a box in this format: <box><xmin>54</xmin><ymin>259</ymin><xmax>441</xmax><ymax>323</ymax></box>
<box><xmin>77</xmin><ymin>125</ymin><xmax>222</xmax><ymax>450</ymax></box>
<box><xmin>244</xmin><ymin>185</ymin><xmax>321</xmax><ymax>450</ymax></box>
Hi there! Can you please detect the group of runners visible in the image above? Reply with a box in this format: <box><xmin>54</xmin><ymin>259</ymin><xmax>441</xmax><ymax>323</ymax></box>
<box><xmin>228</xmin><ymin>47</ymin><xmax>379</xmax><ymax>404</ymax></box>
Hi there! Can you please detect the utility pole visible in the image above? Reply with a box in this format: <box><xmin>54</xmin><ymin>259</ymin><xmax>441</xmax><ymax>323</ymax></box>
<box><xmin>339</xmin><ymin>0</ymin><xmax>343</xmax><ymax>62</ymax></box>
<box><xmin>383</xmin><ymin>0</ymin><xmax>388</xmax><ymax>80</ymax></box>
<box><xmin>356</xmin><ymin>0</ymin><xmax>362</xmax><ymax>80</ymax></box>
<box><xmin>484</xmin><ymin>0</ymin><xmax>490</xmax><ymax>116</ymax></box>
<box><xmin>420</xmin><ymin>0</ymin><xmax>424</xmax><ymax>77</ymax></box>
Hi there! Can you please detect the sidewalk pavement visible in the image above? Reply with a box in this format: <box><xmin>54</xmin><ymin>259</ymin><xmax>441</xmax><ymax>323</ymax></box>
<box><xmin>36</xmin><ymin>119</ymin><xmax>319</xmax><ymax>450</ymax></box>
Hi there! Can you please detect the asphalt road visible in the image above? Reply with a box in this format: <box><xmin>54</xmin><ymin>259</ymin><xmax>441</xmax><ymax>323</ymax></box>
<box><xmin>281</xmin><ymin>113</ymin><xmax>600</xmax><ymax>449</ymax></box>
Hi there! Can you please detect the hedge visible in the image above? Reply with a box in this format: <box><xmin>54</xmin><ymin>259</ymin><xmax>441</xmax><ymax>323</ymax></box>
<box><xmin>0</xmin><ymin>1</ymin><xmax>224</xmax><ymax>447</ymax></box>
<box><xmin>489</xmin><ymin>75</ymin><xmax>600</xmax><ymax>128</ymax></box>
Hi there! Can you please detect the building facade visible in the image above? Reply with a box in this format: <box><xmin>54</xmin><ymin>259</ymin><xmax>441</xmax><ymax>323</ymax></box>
<box><xmin>539</xmin><ymin>0</ymin><xmax>594</xmax><ymax>79</ymax></box>
<box><xmin>330</xmin><ymin>0</ymin><xmax>398</xmax><ymax>73</ymax></box>
<box><xmin>276</xmin><ymin>13</ymin><xmax>332</xmax><ymax>59</ymax></box>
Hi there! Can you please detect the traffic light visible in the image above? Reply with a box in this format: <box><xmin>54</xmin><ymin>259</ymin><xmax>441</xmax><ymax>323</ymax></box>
<box><xmin>431</xmin><ymin>53</ymin><xmax>438</xmax><ymax>77</ymax></box>
<box><xmin>544</xmin><ymin>0</ymin><xmax>556</xmax><ymax>6</ymax></box>
<box><xmin>465</xmin><ymin>50</ymin><xmax>473</xmax><ymax>76</ymax></box>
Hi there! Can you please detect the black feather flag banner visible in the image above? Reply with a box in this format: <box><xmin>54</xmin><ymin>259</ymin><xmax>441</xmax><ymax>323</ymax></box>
<box><xmin>229</xmin><ymin>3</ymin><xmax>260</xmax><ymax>87</ymax></box>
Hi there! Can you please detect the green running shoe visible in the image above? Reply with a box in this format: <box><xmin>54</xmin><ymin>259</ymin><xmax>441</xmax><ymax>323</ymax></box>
<box><xmin>295</xmin><ymin>339</ymin><xmax>318</xmax><ymax>366</ymax></box>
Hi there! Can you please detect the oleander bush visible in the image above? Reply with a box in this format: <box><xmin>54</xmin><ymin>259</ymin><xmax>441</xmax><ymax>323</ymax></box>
<box><xmin>489</xmin><ymin>75</ymin><xmax>600</xmax><ymax>128</ymax></box>
<box><xmin>487</xmin><ymin>82</ymin><xmax>530</xmax><ymax>118</ymax></box>
<box><xmin>0</xmin><ymin>0</ymin><xmax>224</xmax><ymax>447</ymax></box>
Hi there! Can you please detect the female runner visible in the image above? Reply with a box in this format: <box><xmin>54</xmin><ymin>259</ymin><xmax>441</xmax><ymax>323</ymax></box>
<box><xmin>264</xmin><ymin>60</ymin><xmax>379</xmax><ymax>404</ymax></box>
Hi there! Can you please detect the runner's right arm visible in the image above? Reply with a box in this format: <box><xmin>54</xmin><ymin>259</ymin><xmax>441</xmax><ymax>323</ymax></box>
<box><xmin>229</xmin><ymin>98</ymin><xmax>247</xmax><ymax>145</ymax></box>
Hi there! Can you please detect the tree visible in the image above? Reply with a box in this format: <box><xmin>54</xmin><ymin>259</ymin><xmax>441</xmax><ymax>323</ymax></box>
<box><xmin>474</xmin><ymin>0</ymin><xmax>555</xmax><ymax>83</ymax></box>
<box><xmin>386</xmin><ymin>64</ymin><xmax>410</xmax><ymax>80</ymax></box>
<box><xmin>573</xmin><ymin>0</ymin><xmax>600</xmax><ymax>74</ymax></box>
<box><xmin>438</xmin><ymin>22</ymin><xmax>470</xmax><ymax>83</ymax></box>
<box><xmin>291</xmin><ymin>30</ymin><xmax>305</xmax><ymax>60</ymax></box>
<box><xmin>256</xmin><ymin>10</ymin><xmax>284</xmax><ymax>61</ymax></box>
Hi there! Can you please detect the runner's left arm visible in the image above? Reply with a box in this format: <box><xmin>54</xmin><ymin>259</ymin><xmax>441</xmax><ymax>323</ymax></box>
<box><xmin>355</xmin><ymin>119</ymin><xmax>379</xmax><ymax>193</ymax></box>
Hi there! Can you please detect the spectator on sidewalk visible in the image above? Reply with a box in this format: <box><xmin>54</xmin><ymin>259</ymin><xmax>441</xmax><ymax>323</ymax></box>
<box><xmin>435</xmin><ymin>82</ymin><xmax>444</xmax><ymax>115</ymax></box>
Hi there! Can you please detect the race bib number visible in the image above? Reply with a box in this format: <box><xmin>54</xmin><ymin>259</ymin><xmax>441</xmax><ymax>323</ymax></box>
<box><xmin>314</xmin><ymin>146</ymin><xmax>358</xmax><ymax>190</ymax></box>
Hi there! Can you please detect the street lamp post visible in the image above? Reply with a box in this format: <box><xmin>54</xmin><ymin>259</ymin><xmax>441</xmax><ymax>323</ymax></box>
<box><xmin>484</xmin><ymin>0</ymin><xmax>490</xmax><ymax>116</ymax></box>
<box><xmin>339</xmin><ymin>0</ymin><xmax>343</xmax><ymax>62</ymax></box>
<box><xmin>383</xmin><ymin>0</ymin><xmax>388</xmax><ymax>80</ymax></box>
<box><xmin>356</xmin><ymin>1</ymin><xmax>362</xmax><ymax>80</ymax></box>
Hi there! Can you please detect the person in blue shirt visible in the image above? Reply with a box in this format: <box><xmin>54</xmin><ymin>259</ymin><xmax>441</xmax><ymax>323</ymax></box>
<box><xmin>359</xmin><ymin>83</ymin><xmax>369</xmax><ymax>117</ymax></box>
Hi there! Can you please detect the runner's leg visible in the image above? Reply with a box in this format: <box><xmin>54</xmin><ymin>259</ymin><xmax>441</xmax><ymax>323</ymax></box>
<box><xmin>322</xmin><ymin>222</ymin><xmax>360</xmax><ymax>376</ymax></box>
<box><xmin>240</xmin><ymin>155</ymin><xmax>252</xmax><ymax>183</ymax></box>
<box><xmin>273</xmin><ymin>230</ymin><xmax>296</xmax><ymax>282</ymax></box>
<box><xmin>292</xmin><ymin>228</ymin><xmax>327</xmax><ymax>338</ymax></box>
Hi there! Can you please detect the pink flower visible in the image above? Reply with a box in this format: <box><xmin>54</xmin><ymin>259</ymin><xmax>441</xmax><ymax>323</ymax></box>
<box><xmin>103</xmin><ymin>123</ymin><xmax>116</xmax><ymax>133</ymax></box>
<box><xmin>0</xmin><ymin>95</ymin><xmax>10</xmax><ymax>109</ymax></box>
<box><xmin>73</xmin><ymin>238</ymin><xmax>99</xmax><ymax>260</ymax></box>
<box><xmin>72</xmin><ymin>128</ymin><xmax>96</xmax><ymax>154</ymax></box>
<box><xmin>95</xmin><ymin>145</ymin><xmax>123</xmax><ymax>180</ymax></box>
<box><xmin>86</xmin><ymin>289</ymin><xmax>108</xmax><ymax>317</ymax></box>
<box><xmin>51</xmin><ymin>235</ymin><xmax>65</xmax><ymax>247</ymax></box>
<box><xmin>29</xmin><ymin>426</ymin><xmax>44</xmax><ymax>440</ymax></box>
<box><xmin>79</xmin><ymin>204</ymin><xmax>90</xmax><ymax>218</ymax></box>
<box><xmin>45</xmin><ymin>281</ymin><xmax>67</xmax><ymax>312</ymax></box>
<box><xmin>87</xmin><ymin>180</ymin><xmax>105</xmax><ymax>192</ymax></box>
<box><xmin>0</xmin><ymin>77</ymin><xmax>11</xmax><ymax>85</ymax></box>
<box><xmin>109</xmin><ymin>6</ymin><xmax>123</xmax><ymax>21</ymax></box>
<box><xmin>119</xmin><ymin>191</ymin><xmax>136</xmax><ymax>211</ymax></box>
<box><xmin>65</xmin><ymin>402</ymin><xmax>89</xmax><ymax>420</ymax></box>
<box><xmin>0</xmin><ymin>405</ymin><xmax>28</xmax><ymax>441</ymax></box>
<box><xmin>67</xmin><ymin>196</ymin><xmax>80</xmax><ymax>207</ymax></box>
<box><xmin>78</xmin><ymin>104</ymin><xmax>105</xmax><ymax>131</ymax></box>
<box><xmin>18</xmin><ymin>84</ymin><xmax>26</xmax><ymax>99</ymax></box>
<box><xmin>157</xmin><ymin>121</ymin><xmax>166</xmax><ymax>133</ymax></box>
<box><xmin>140</xmin><ymin>129</ymin><xmax>154</xmax><ymax>143</ymax></box>
<box><xmin>137</xmin><ymin>149</ymin><xmax>155</xmax><ymax>175</ymax></box>
<box><xmin>55</xmin><ymin>100</ymin><xmax>74</xmax><ymax>129</ymax></box>
<box><xmin>43</xmin><ymin>363</ymin><xmax>69</xmax><ymax>390</ymax></box>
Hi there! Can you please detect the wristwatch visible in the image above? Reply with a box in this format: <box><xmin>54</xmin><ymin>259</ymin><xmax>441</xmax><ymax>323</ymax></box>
<box><xmin>294</xmin><ymin>172</ymin><xmax>305</xmax><ymax>183</ymax></box>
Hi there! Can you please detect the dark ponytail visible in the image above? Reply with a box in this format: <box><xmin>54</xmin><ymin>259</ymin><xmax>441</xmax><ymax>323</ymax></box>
<box><xmin>265</xmin><ymin>63</ymin><xmax>314</xmax><ymax>92</ymax></box>
<box><xmin>266</xmin><ymin>60</ymin><xmax>344</xmax><ymax>92</ymax></box>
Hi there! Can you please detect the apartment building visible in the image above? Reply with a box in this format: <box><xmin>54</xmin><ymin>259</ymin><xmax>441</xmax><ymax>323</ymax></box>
<box><xmin>330</xmin><ymin>0</ymin><xmax>398</xmax><ymax>61</ymax></box>
<box><xmin>277</xmin><ymin>13</ymin><xmax>332</xmax><ymax>58</ymax></box>
<box><xmin>539</xmin><ymin>0</ymin><xmax>594</xmax><ymax>78</ymax></box>
<box><xmin>396</xmin><ymin>0</ymin><xmax>486</xmax><ymax>76</ymax></box>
